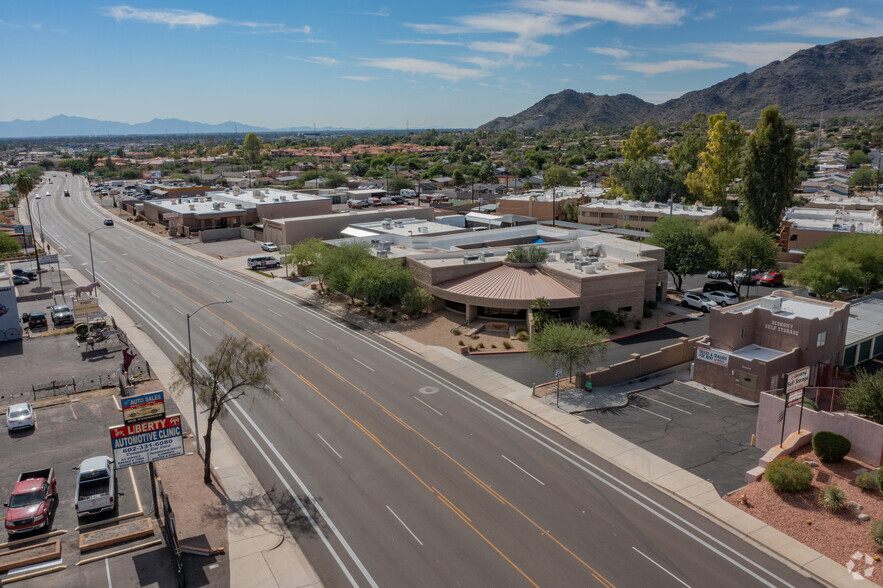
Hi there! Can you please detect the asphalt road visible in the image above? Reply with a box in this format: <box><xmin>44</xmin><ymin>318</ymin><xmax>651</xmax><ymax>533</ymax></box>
<box><xmin>30</xmin><ymin>172</ymin><xmax>818</xmax><ymax>587</ymax></box>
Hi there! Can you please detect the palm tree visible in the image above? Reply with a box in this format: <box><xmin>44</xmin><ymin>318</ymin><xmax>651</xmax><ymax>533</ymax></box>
<box><xmin>14</xmin><ymin>172</ymin><xmax>40</xmax><ymax>271</ymax></box>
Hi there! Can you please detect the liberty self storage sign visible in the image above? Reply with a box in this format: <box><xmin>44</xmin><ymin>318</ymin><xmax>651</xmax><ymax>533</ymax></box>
<box><xmin>109</xmin><ymin>415</ymin><xmax>184</xmax><ymax>468</ymax></box>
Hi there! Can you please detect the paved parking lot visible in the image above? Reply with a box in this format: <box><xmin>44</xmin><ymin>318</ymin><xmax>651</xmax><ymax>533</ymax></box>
<box><xmin>584</xmin><ymin>382</ymin><xmax>762</xmax><ymax>494</ymax></box>
<box><xmin>1</xmin><ymin>395</ymin><xmax>176</xmax><ymax>587</ymax></box>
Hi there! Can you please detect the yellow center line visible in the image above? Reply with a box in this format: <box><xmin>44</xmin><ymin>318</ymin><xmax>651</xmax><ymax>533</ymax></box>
<box><xmin>128</xmin><ymin>259</ymin><xmax>613</xmax><ymax>587</ymax></box>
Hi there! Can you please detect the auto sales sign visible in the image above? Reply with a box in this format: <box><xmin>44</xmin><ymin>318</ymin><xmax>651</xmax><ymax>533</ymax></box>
<box><xmin>109</xmin><ymin>415</ymin><xmax>184</xmax><ymax>469</ymax></box>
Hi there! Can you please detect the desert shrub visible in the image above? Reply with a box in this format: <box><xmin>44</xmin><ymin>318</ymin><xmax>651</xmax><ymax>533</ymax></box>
<box><xmin>871</xmin><ymin>520</ymin><xmax>883</xmax><ymax>548</ymax></box>
<box><xmin>458</xmin><ymin>339</ymin><xmax>464</xmax><ymax>346</ymax></box>
<box><xmin>645</xmin><ymin>300</ymin><xmax>657</xmax><ymax>310</ymax></box>
<box><xmin>503</xmin><ymin>341</ymin><xmax>512</xmax><ymax>349</ymax></box>
<box><xmin>633</xmin><ymin>321</ymin><xmax>642</xmax><ymax>329</ymax></box>
<box><xmin>491</xmin><ymin>344</ymin><xmax>496</xmax><ymax>349</ymax></box>
<box><xmin>516</xmin><ymin>330</ymin><xmax>529</xmax><ymax>342</ymax></box>
<box><xmin>856</xmin><ymin>471</ymin><xmax>879</xmax><ymax>493</ymax></box>
<box><xmin>452</xmin><ymin>328</ymin><xmax>461</xmax><ymax>336</ymax></box>
<box><xmin>401</xmin><ymin>287</ymin><xmax>433</xmax><ymax>317</ymax></box>
<box><xmin>477</xmin><ymin>342</ymin><xmax>484</xmax><ymax>349</ymax></box>
<box><xmin>765</xmin><ymin>456</ymin><xmax>813</xmax><ymax>492</ymax></box>
<box><xmin>591</xmin><ymin>310</ymin><xmax>618</xmax><ymax>332</ymax></box>
<box><xmin>643</xmin><ymin>308</ymin><xmax>653</xmax><ymax>318</ymax></box>
<box><xmin>471</xmin><ymin>334</ymin><xmax>480</xmax><ymax>340</ymax></box>
<box><xmin>812</xmin><ymin>431</ymin><xmax>851</xmax><ymax>463</ymax></box>
<box><xmin>467</xmin><ymin>345</ymin><xmax>476</xmax><ymax>352</ymax></box>
<box><xmin>877</xmin><ymin>468</ymin><xmax>883</xmax><ymax>493</ymax></box>
<box><xmin>818</xmin><ymin>483</ymin><xmax>847</xmax><ymax>512</ymax></box>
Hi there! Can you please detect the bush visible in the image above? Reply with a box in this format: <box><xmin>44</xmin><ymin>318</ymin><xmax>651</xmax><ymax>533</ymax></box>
<box><xmin>818</xmin><ymin>483</ymin><xmax>847</xmax><ymax>512</ymax></box>
<box><xmin>765</xmin><ymin>456</ymin><xmax>813</xmax><ymax>492</ymax></box>
<box><xmin>401</xmin><ymin>287</ymin><xmax>434</xmax><ymax>317</ymax></box>
<box><xmin>877</xmin><ymin>468</ymin><xmax>883</xmax><ymax>493</ymax></box>
<box><xmin>871</xmin><ymin>520</ymin><xmax>883</xmax><ymax>548</ymax></box>
<box><xmin>633</xmin><ymin>321</ymin><xmax>642</xmax><ymax>329</ymax></box>
<box><xmin>452</xmin><ymin>328</ymin><xmax>461</xmax><ymax>336</ymax></box>
<box><xmin>645</xmin><ymin>300</ymin><xmax>657</xmax><ymax>310</ymax></box>
<box><xmin>643</xmin><ymin>308</ymin><xmax>653</xmax><ymax>318</ymax></box>
<box><xmin>591</xmin><ymin>310</ymin><xmax>619</xmax><ymax>332</ymax></box>
<box><xmin>856</xmin><ymin>471</ymin><xmax>879</xmax><ymax>493</ymax></box>
<box><xmin>503</xmin><ymin>341</ymin><xmax>512</xmax><ymax>349</ymax></box>
<box><xmin>812</xmin><ymin>431</ymin><xmax>851</xmax><ymax>463</ymax></box>
<box><xmin>458</xmin><ymin>339</ymin><xmax>464</xmax><ymax>346</ymax></box>
<box><xmin>516</xmin><ymin>330</ymin><xmax>529</xmax><ymax>342</ymax></box>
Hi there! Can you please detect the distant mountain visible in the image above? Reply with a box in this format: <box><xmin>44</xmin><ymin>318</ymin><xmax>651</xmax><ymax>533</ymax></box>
<box><xmin>0</xmin><ymin>115</ymin><xmax>343</xmax><ymax>139</ymax></box>
<box><xmin>481</xmin><ymin>36</ymin><xmax>883</xmax><ymax>131</ymax></box>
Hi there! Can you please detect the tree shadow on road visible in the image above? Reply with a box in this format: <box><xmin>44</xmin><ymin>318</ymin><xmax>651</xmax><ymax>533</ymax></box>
<box><xmin>226</xmin><ymin>484</ymin><xmax>325</xmax><ymax>541</ymax></box>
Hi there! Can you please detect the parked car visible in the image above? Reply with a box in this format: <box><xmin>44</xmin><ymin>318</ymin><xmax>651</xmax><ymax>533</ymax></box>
<box><xmin>758</xmin><ymin>271</ymin><xmax>784</xmax><ymax>286</ymax></box>
<box><xmin>681</xmin><ymin>292</ymin><xmax>719</xmax><ymax>312</ymax></box>
<box><xmin>4</xmin><ymin>468</ymin><xmax>56</xmax><ymax>535</ymax></box>
<box><xmin>74</xmin><ymin>456</ymin><xmax>116</xmax><ymax>517</ymax></box>
<box><xmin>705</xmin><ymin>290</ymin><xmax>739</xmax><ymax>307</ymax></box>
<box><xmin>12</xmin><ymin>275</ymin><xmax>30</xmax><ymax>286</ymax></box>
<box><xmin>51</xmin><ymin>304</ymin><xmax>74</xmax><ymax>326</ymax></box>
<box><xmin>735</xmin><ymin>268</ymin><xmax>762</xmax><ymax>284</ymax></box>
<box><xmin>706</xmin><ymin>269</ymin><xmax>727</xmax><ymax>279</ymax></box>
<box><xmin>378</xmin><ymin>197</ymin><xmax>394</xmax><ymax>206</ymax></box>
<box><xmin>12</xmin><ymin>268</ymin><xmax>37</xmax><ymax>280</ymax></box>
<box><xmin>702</xmin><ymin>281</ymin><xmax>737</xmax><ymax>294</ymax></box>
<box><xmin>103</xmin><ymin>218</ymin><xmax>114</xmax><ymax>226</ymax></box>
<box><xmin>260</xmin><ymin>242</ymin><xmax>279</xmax><ymax>252</ymax></box>
<box><xmin>6</xmin><ymin>403</ymin><xmax>35</xmax><ymax>431</ymax></box>
<box><xmin>389</xmin><ymin>195</ymin><xmax>405</xmax><ymax>205</ymax></box>
<box><xmin>347</xmin><ymin>199</ymin><xmax>366</xmax><ymax>209</ymax></box>
<box><xmin>27</xmin><ymin>311</ymin><xmax>47</xmax><ymax>329</ymax></box>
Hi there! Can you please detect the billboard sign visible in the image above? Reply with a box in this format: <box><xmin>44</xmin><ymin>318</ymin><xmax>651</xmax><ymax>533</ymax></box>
<box><xmin>109</xmin><ymin>415</ymin><xmax>184</xmax><ymax>469</ymax></box>
<box><xmin>121</xmin><ymin>391</ymin><xmax>166</xmax><ymax>425</ymax></box>
<box><xmin>72</xmin><ymin>296</ymin><xmax>100</xmax><ymax>320</ymax></box>
<box><xmin>786</xmin><ymin>390</ymin><xmax>804</xmax><ymax>408</ymax></box>
<box><xmin>696</xmin><ymin>347</ymin><xmax>729</xmax><ymax>366</ymax></box>
<box><xmin>786</xmin><ymin>366</ymin><xmax>811</xmax><ymax>395</ymax></box>
<box><xmin>142</xmin><ymin>170</ymin><xmax>162</xmax><ymax>180</ymax></box>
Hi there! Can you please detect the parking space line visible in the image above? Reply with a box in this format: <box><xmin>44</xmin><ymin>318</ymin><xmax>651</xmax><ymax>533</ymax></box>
<box><xmin>70</xmin><ymin>404</ymin><xmax>77</xmax><ymax>420</ymax></box>
<box><xmin>112</xmin><ymin>395</ymin><xmax>121</xmax><ymax>411</ymax></box>
<box><xmin>635</xmin><ymin>394</ymin><xmax>692</xmax><ymax>415</ymax></box>
<box><xmin>657</xmin><ymin>389</ymin><xmax>711</xmax><ymax>408</ymax></box>
<box><xmin>129</xmin><ymin>467</ymin><xmax>142</xmax><ymax>513</ymax></box>
<box><xmin>631</xmin><ymin>405</ymin><xmax>671</xmax><ymax>421</ymax></box>
<box><xmin>106</xmin><ymin>558</ymin><xmax>112</xmax><ymax>587</ymax></box>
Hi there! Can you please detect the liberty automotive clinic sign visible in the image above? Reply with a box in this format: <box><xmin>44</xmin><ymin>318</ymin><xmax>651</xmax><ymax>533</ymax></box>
<box><xmin>696</xmin><ymin>347</ymin><xmax>729</xmax><ymax>366</ymax></box>
<box><xmin>121</xmin><ymin>391</ymin><xmax>166</xmax><ymax>425</ymax></box>
<box><xmin>109</xmin><ymin>415</ymin><xmax>184</xmax><ymax>468</ymax></box>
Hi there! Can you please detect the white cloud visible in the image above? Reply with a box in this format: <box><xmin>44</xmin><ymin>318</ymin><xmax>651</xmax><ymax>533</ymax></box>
<box><xmin>522</xmin><ymin>0</ymin><xmax>685</xmax><ymax>26</ymax></box>
<box><xmin>340</xmin><ymin>76</ymin><xmax>376</xmax><ymax>82</ymax></box>
<box><xmin>754</xmin><ymin>8</ymin><xmax>883</xmax><ymax>38</ymax></box>
<box><xmin>589</xmin><ymin>47</ymin><xmax>630</xmax><ymax>59</ymax></box>
<box><xmin>105</xmin><ymin>6</ymin><xmax>225</xmax><ymax>28</ymax></box>
<box><xmin>288</xmin><ymin>56</ymin><xmax>337</xmax><ymax>66</ymax></box>
<box><xmin>684</xmin><ymin>42</ymin><xmax>813</xmax><ymax>67</ymax></box>
<box><xmin>406</xmin><ymin>11</ymin><xmax>585</xmax><ymax>40</ymax></box>
<box><xmin>469</xmin><ymin>40</ymin><xmax>552</xmax><ymax>58</ymax></box>
<box><xmin>360</xmin><ymin>57</ymin><xmax>487</xmax><ymax>82</ymax></box>
<box><xmin>596</xmin><ymin>74</ymin><xmax>624</xmax><ymax>80</ymax></box>
<box><xmin>385</xmin><ymin>39</ymin><xmax>462</xmax><ymax>47</ymax></box>
<box><xmin>618</xmin><ymin>59</ymin><xmax>727</xmax><ymax>74</ymax></box>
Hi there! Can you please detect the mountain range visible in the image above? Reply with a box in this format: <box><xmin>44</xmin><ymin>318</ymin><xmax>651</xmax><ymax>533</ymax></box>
<box><xmin>0</xmin><ymin>115</ymin><xmax>343</xmax><ymax>139</ymax></box>
<box><xmin>480</xmin><ymin>36</ymin><xmax>883</xmax><ymax>132</ymax></box>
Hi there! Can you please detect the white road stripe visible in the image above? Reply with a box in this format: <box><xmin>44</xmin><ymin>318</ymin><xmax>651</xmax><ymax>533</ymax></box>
<box><xmin>657</xmin><ymin>389</ymin><xmax>711</xmax><ymax>408</ymax></box>
<box><xmin>352</xmin><ymin>358</ymin><xmax>375</xmax><ymax>372</ymax></box>
<box><xmin>268</xmin><ymin>308</ymin><xmax>282</xmax><ymax>317</ymax></box>
<box><xmin>632</xmin><ymin>546</ymin><xmax>692</xmax><ymax>587</ymax></box>
<box><xmin>386</xmin><ymin>505</ymin><xmax>423</xmax><ymax>546</ymax></box>
<box><xmin>209</xmin><ymin>279</ymin><xmax>220</xmax><ymax>285</ymax></box>
<box><xmin>317</xmin><ymin>433</ymin><xmax>342</xmax><ymax>459</ymax></box>
<box><xmin>150</xmin><ymin>291</ymin><xmax>159</xmax><ymax>298</ymax></box>
<box><xmin>631</xmin><ymin>405</ymin><xmax>671</xmax><ymax>421</ymax></box>
<box><xmin>199</xmin><ymin>326</ymin><xmax>212</xmax><ymax>337</ymax></box>
<box><xmin>501</xmin><ymin>454</ymin><xmax>545</xmax><ymax>486</ymax></box>
<box><xmin>173</xmin><ymin>307</ymin><xmax>184</xmax><ymax>315</ymax></box>
<box><xmin>131</xmin><ymin>279</ymin><xmax>139</xmax><ymax>285</ymax></box>
<box><xmin>635</xmin><ymin>394</ymin><xmax>692</xmax><ymax>414</ymax></box>
<box><xmin>306</xmin><ymin>330</ymin><xmax>324</xmax><ymax>340</ymax></box>
<box><xmin>413</xmin><ymin>396</ymin><xmax>443</xmax><ymax>416</ymax></box>
<box><xmin>105</xmin><ymin>557</ymin><xmax>113</xmax><ymax>587</ymax></box>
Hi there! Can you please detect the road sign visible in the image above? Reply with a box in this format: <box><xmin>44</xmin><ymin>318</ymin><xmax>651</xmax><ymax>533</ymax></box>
<box><xmin>786</xmin><ymin>366</ymin><xmax>811</xmax><ymax>394</ymax></box>
<box><xmin>122</xmin><ymin>391</ymin><xmax>166</xmax><ymax>425</ymax></box>
<box><xmin>110</xmin><ymin>414</ymin><xmax>184</xmax><ymax>469</ymax></box>
<box><xmin>554</xmin><ymin>368</ymin><xmax>563</xmax><ymax>379</ymax></box>
<box><xmin>37</xmin><ymin>254</ymin><xmax>58</xmax><ymax>264</ymax></box>
<box><xmin>72</xmin><ymin>296</ymin><xmax>100</xmax><ymax>320</ymax></box>
<box><xmin>786</xmin><ymin>390</ymin><xmax>804</xmax><ymax>408</ymax></box>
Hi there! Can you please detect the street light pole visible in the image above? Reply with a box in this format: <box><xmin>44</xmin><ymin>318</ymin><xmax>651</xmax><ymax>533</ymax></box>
<box><xmin>23</xmin><ymin>195</ymin><xmax>41</xmax><ymax>271</ymax></box>
<box><xmin>35</xmin><ymin>198</ymin><xmax>44</xmax><ymax>248</ymax></box>
<box><xmin>187</xmin><ymin>300</ymin><xmax>232</xmax><ymax>456</ymax></box>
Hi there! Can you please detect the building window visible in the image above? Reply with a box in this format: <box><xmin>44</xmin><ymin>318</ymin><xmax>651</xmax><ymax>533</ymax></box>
<box><xmin>816</xmin><ymin>331</ymin><xmax>826</xmax><ymax>347</ymax></box>
<box><xmin>741</xmin><ymin>327</ymin><xmax>746</xmax><ymax>338</ymax></box>
<box><xmin>838</xmin><ymin>321</ymin><xmax>843</xmax><ymax>335</ymax></box>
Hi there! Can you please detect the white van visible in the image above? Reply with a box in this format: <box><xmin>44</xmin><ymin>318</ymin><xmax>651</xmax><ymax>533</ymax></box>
<box><xmin>247</xmin><ymin>255</ymin><xmax>280</xmax><ymax>269</ymax></box>
<box><xmin>400</xmin><ymin>189</ymin><xmax>416</xmax><ymax>197</ymax></box>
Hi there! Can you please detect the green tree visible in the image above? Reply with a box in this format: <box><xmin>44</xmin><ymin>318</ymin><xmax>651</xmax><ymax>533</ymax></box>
<box><xmin>172</xmin><ymin>335</ymin><xmax>274</xmax><ymax>484</ymax></box>
<box><xmin>323</xmin><ymin>170</ymin><xmax>348</xmax><ymax>188</ymax></box>
<box><xmin>349</xmin><ymin>259</ymin><xmax>414</xmax><ymax>307</ymax></box>
<box><xmin>68</xmin><ymin>159</ymin><xmax>88</xmax><ymax>174</ymax></box>
<box><xmin>609</xmin><ymin>158</ymin><xmax>674</xmax><ymax>201</ymax></box>
<box><xmin>848</xmin><ymin>167</ymin><xmax>876</xmax><ymax>192</ymax></box>
<box><xmin>841</xmin><ymin>370</ymin><xmax>883</xmax><ymax>425</ymax></box>
<box><xmin>561</xmin><ymin>199</ymin><xmax>580</xmax><ymax>223</ymax></box>
<box><xmin>784</xmin><ymin>234</ymin><xmax>883</xmax><ymax>298</ymax></box>
<box><xmin>0</xmin><ymin>231</ymin><xmax>21</xmax><ymax>256</ymax></box>
<box><xmin>528</xmin><ymin>322</ymin><xmax>609</xmax><ymax>382</ymax></box>
<box><xmin>284</xmin><ymin>237</ymin><xmax>327</xmax><ymax>277</ymax></box>
<box><xmin>314</xmin><ymin>241</ymin><xmax>373</xmax><ymax>297</ymax></box>
<box><xmin>669</xmin><ymin>114</ymin><xmax>707</xmax><ymax>176</ymax></box>
<box><xmin>401</xmin><ymin>287</ymin><xmax>434</xmax><ymax>317</ymax></box>
<box><xmin>531</xmin><ymin>297</ymin><xmax>552</xmax><ymax>332</ymax></box>
<box><xmin>686</xmin><ymin>113</ymin><xmax>744</xmax><ymax>206</ymax></box>
<box><xmin>711</xmin><ymin>223</ymin><xmax>778</xmax><ymax>296</ymax></box>
<box><xmin>740</xmin><ymin>106</ymin><xmax>799</xmax><ymax>233</ymax></box>
<box><xmin>505</xmin><ymin>245</ymin><xmax>549</xmax><ymax>263</ymax></box>
<box><xmin>388</xmin><ymin>175</ymin><xmax>414</xmax><ymax>192</ymax></box>
<box><xmin>242</xmin><ymin>132</ymin><xmax>262</xmax><ymax>166</ymax></box>
<box><xmin>847</xmin><ymin>150</ymin><xmax>871</xmax><ymax>165</ymax></box>
<box><xmin>621</xmin><ymin>124</ymin><xmax>661</xmax><ymax>162</ymax></box>
<box><xmin>648</xmin><ymin>216</ymin><xmax>716</xmax><ymax>291</ymax></box>
<box><xmin>543</xmin><ymin>165</ymin><xmax>579</xmax><ymax>190</ymax></box>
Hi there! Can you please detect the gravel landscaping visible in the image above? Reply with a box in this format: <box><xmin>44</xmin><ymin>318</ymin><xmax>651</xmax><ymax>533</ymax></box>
<box><xmin>725</xmin><ymin>445</ymin><xmax>883</xmax><ymax>584</ymax></box>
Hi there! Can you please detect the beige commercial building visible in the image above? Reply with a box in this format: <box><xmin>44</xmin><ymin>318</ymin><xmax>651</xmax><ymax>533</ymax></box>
<box><xmin>262</xmin><ymin>207</ymin><xmax>436</xmax><ymax>246</ymax></box>
<box><xmin>578</xmin><ymin>198</ymin><xmax>721</xmax><ymax>230</ymax></box>
<box><xmin>776</xmin><ymin>206</ymin><xmax>882</xmax><ymax>252</ymax></box>
<box><xmin>496</xmin><ymin>187</ymin><xmax>602</xmax><ymax>222</ymax></box>
<box><xmin>693</xmin><ymin>292</ymin><xmax>849</xmax><ymax>402</ymax></box>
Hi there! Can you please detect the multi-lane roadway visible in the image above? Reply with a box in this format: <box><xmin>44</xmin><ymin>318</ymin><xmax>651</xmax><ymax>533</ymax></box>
<box><xmin>32</xmin><ymin>173</ymin><xmax>815</xmax><ymax>587</ymax></box>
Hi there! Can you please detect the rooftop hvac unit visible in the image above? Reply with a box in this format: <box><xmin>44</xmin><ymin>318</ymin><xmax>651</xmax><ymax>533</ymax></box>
<box><xmin>235</xmin><ymin>204</ymin><xmax>243</xmax><ymax>209</ymax></box>
<box><xmin>418</xmin><ymin>226</ymin><xmax>429</xmax><ymax>233</ymax></box>
<box><xmin>587</xmin><ymin>256</ymin><xmax>599</xmax><ymax>263</ymax></box>
<box><xmin>189</xmin><ymin>204</ymin><xmax>196</xmax><ymax>210</ymax></box>
<box><xmin>280</xmin><ymin>194</ymin><xmax>287</xmax><ymax>201</ymax></box>
<box><xmin>481</xmin><ymin>250</ymin><xmax>494</xmax><ymax>258</ymax></box>
<box><xmin>561</xmin><ymin>251</ymin><xmax>573</xmax><ymax>261</ymax></box>
<box><xmin>463</xmin><ymin>254</ymin><xmax>480</xmax><ymax>263</ymax></box>
<box><xmin>574</xmin><ymin>261</ymin><xmax>588</xmax><ymax>269</ymax></box>
<box><xmin>253</xmin><ymin>189</ymin><xmax>261</xmax><ymax>198</ymax></box>
<box><xmin>233</xmin><ymin>186</ymin><xmax>241</xmax><ymax>194</ymax></box>
<box><xmin>760</xmin><ymin>296</ymin><xmax>783</xmax><ymax>312</ymax></box>
<box><xmin>583</xmin><ymin>265</ymin><xmax>596</xmax><ymax>274</ymax></box>
<box><xmin>593</xmin><ymin>262</ymin><xmax>606</xmax><ymax>271</ymax></box>
<box><xmin>206</xmin><ymin>196</ymin><xmax>212</xmax><ymax>201</ymax></box>
<box><xmin>377</xmin><ymin>241</ymin><xmax>391</xmax><ymax>252</ymax></box>
<box><xmin>382</xmin><ymin>221</ymin><xmax>393</xmax><ymax>229</ymax></box>
<box><xmin>213</xmin><ymin>202</ymin><xmax>220</xmax><ymax>210</ymax></box>
<box><xmin>395</xmin><ymin>220</ymin><xmax>404</xmax><ymax>228</ymax></box>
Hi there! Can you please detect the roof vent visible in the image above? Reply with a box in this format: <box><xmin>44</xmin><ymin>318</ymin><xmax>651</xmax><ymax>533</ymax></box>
<box><xmin>418</xmin><ymin>226</ymin><xmax>429</xmax><ymax>233</ymax></box>
<box><xmin>463</xmin><ymin>254</ymin><xmax>480</xmax><ymax>263</ymax></box>
<box><xmin>583</xmin><ymin>265</ymin><xmax>596</xmax><ymax>274</ymax></box>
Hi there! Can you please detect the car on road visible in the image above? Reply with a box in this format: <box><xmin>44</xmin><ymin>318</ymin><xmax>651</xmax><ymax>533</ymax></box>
<box><xmin>681</xmin><ymin>292</ymin><xmax>719</xmax><ymax>312</ymax></box>
<box><xmin>758</xmin><ymin>271</ymin><xmax>784</xmax><ymax>286</ymax></box>
<box><xmin>702</xmin><ymin>281</ymin><xmax>737</xmax><ymax>294</ymax></box>
<box><xmin>51</xmin><ymin>304</ymin><xmax>74</xmax><ymax>326</ymax></box>
<box><xmin>28</xmin><ymin>311</ymin><xmax>47</xmax><ymax>329</ymax></box>
<box><xmin>103</xmin><ymin>218</ymin><xmax>114</xmax><ymax>226</ymax></box>
<box><xmin>63</xmin><ymin>189</ymin><xmax>70</xmax><ymax>197</ymax></box>
<box><xmin>6</xmin><ymin>403</ymin><xmax>35</xmax><ymax>431</ymax></box>
<box><xmin>705</xmin><ymin>290</ymin><xmax>739</xmax><ymax>307</ymax></box>
<box><xmin>706</xmin><ymin>269</ymin><xmax>727</xmax><ymax>279</ymax></box>
<box><xmin>260</xmin><ymin>242</ymin><xmax>279</xmax><ymax>252</ymax></box>
<box><xmin>34</xmin><ymin>195</ymin><xmax>41</xmax><ymax>200</ymax></box>
<box><xmin>13</xmin><ymin>275</ymin><xmax>30</xmax><ymax>286</ymax></box>
<box><xmin>12</xmin><ymin>268</ymin><xmax>37</xmax><ymax>280</ymax></box>
<box><xmin>735</xmin><ymin>268</ymin><xmax>762</xmax><ymax>284</ymax></box>
<box><xmin>4</xmin><ymin>468</ymin><xmax>56</xmax><ymax>535</ymax></box>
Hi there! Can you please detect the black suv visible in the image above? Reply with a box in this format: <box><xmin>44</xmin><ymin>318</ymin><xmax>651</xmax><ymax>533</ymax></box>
<box><xmin>703</xmin><ymin>281</ymin><xmax>737</xmax><ymax>294</ymax></box>
<box><xmin>27</xmin><ymin>311</ymin><xmax>47</xmax><ymax>330</ymax></box>
<box><xmin>12</xmin><ymin>268</ymin><xmax>37</xmax><ymax>280</ymax></box>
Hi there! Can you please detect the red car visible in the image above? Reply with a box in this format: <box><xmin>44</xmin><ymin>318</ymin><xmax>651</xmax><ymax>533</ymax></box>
<box><xmin>758</xmin><ymin>271</ymin><xmax>784</xmax><ymax>286</ymax></box>
<box><xmin>5</xmin><ymin>468</ymin><xmax>56</xmax><ymax>535</ymax></box>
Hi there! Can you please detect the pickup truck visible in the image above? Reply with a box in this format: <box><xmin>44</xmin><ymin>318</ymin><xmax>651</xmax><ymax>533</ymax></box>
<box><xmin>4</xmin><ymin>468</ymin><xmax>57</xmax><ymax>534</ymax></box>
<box><xmin>74</xmin><ymin>456</ymin><xmax>115</xmax><ymax>518</ymax></box>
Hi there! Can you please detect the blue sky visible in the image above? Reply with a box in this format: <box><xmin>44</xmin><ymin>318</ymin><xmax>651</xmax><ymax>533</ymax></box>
<box><xmin>2</xmin><ymin>1</ymin><xmax>882</xmax><ymax>129</ymax></box>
